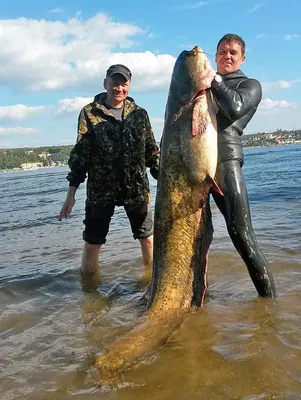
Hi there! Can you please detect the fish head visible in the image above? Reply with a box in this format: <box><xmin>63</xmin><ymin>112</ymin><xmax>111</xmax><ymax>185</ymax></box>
<box><xmin>162</xmin><ymin>46</ymin><xmax>218</xmax><ymax>188</ymax></box>
<box><xmin>167</xmin><ymin>46</ymin><xmax>215</xmax><ymax>112</ymax></box>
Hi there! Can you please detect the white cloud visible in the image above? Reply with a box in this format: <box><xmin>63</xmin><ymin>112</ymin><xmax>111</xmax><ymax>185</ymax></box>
<box><xmin>181</xmin><ymin>0</ymin><xmax>244</xmax><ymax>9</ymax></box>
<box><xmin>56</xmin><ymin>97</ymin><xmax>93</xmax><ymax>115</ymax></box>
<box><xmin>284</xmin><ymin>34</ymin><xmax>299</xmax><ymax>41</ymax></box>
<box><xmin>117</xmin><ymin>51</ymin><xmax>175</xmax><ymax>92</ymax></box>
<box><xmin>0</xmin><ymin>127</ymin><xmax>38</xmax><ymax>136</ymax></box>
<box><xmin>150</xmin><ymin>117</ymin><xmax>164</xmax><ymax>125</ymax></box>
<box><xmin>49</xmin><ymin>8</ymin><xmax>64</xmax><ymax>13</ymax></box>
<box><xmin>150</xmin><ymin>116</ymin><xmax>164</xmax><ymax>141</ymax></box>
<box><xmin>247</xmin><ymin>2</ymin><xmax>265</xmax><ymax>13</ymax></box>
<box><xmin>263</xmin><ymin>80</ymin><xmax>292</xmax><ymax>90</ymax></box>
<box><xmin>0</xmin><ymin>104</ymin><xmax>50</xmax><ymax>122</ymax></box>
<box><xmin>147</xmin><ymin>32</ymin><xmax>161</xmax><ymax>39</ymax></box>
<box><xmin>258</xmin><ymin>98</ymin><xmax>297</xmax><ymax>115</ymax></box>
<box><xmin>182</xmin><ymin>1</ymin><xmax>209</xmax><ymax>9</ymax></box>
<box><xmin>262</xmin><ymin>79</ymin><xmax>301</xmax><ymax>92</ymax></box>
<box><xmin>0</xmin><ymin>14</ymin><xmax>175</xmax><ymax>93</ymax></box>
<box><xmin>256</xmin><ymin>33</ymin><xmax>266</xmax><ymax>39</ymax></box>
<box><xmin>179</xmin><ymin>43</ymin><xmax>197</xmax><ymax>49</ymax></box>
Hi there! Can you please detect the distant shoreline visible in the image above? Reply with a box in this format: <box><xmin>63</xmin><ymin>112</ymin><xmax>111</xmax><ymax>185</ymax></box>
<box><xmin>1</xmin><ymin>141</ymin><xmax>300</xmax><ymax>173</ymax></box>
<box><xmin>0</xmin><ymin>164</ymin><xmax>67</xmax><ymax>173</ymax></box>
<box><xmin>244</xmin><ymin>141</ymin><xmax>301</xmax><ymax>149</ymax></box>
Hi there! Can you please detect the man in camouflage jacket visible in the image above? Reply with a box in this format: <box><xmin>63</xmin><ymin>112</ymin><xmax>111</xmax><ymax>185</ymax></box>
<box><xmin>58</xmin><ymin>64</ymin><xmax>159</xmax><ymax>288</ymax></box>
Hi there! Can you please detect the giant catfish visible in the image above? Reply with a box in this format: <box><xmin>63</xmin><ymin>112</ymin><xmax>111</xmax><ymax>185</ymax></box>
<box><xmin>90</xmin><ymin>46</ymin><xmax>221</xmax><ymax>384</ymax></box>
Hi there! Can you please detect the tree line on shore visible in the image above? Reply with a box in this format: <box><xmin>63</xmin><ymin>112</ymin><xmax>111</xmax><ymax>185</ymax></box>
<box><xmin>0</xmin><ymin>145</ymin><xmax>73</xmax><ymax>170</ymax></box>
<box><xmin>1</xmin><ymin>129</ymin><xmax>301</xmax><ymax>170</ymax></box>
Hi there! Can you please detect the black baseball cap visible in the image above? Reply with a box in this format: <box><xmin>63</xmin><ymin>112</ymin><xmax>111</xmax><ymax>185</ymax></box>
<box><xmin>106</xmin><ymin>64</ymin><xmax>132</xmax><ymax>81</ymax></box>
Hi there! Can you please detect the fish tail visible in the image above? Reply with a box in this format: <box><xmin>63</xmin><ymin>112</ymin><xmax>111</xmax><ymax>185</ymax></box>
<box><xmin>91</xmin><ymin>312</ymin><xmax>184</xmax><ymax>384</ymax></box>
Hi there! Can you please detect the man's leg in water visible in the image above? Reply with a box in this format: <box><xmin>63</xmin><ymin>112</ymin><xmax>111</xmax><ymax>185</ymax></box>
<box><xmin>80</xmin><ymin>203</ymin><xmax>115</xmax><ymax>291</ymax></box>
<box><xmin>125</xmin><ymin>202</ymin><xmax>154</xmax><ymax>286</ymax></box>
<box><xmin>80</xmin><ymin>243</ymin><xmax>102</xmax><ymax>290</ymax></box>
<box><xmin>139</xmin><ymin>235</ymin><xmax>153</xmax><ymax>283</ymax></box>
<box><xmin>81</xmin><ymin>243</ymin><xmax>101</xmax><ymax>274</ymax></box>
<box><xmin>212</xmin><ymin>160</ymin><xmax>276</xmax><ymax>297</ymax></box>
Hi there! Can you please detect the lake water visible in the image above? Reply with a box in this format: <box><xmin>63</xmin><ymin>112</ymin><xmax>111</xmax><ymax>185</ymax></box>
<box><xmin>1</xmin><ymin>144</ymin><xmax>301</xmax><ymax>399</ymax></box>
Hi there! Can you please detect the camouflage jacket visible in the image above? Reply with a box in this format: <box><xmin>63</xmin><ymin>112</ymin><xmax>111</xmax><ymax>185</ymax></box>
<box><xmin>67</xmin><ymin>93</ymin><xmax>159</xmax><ymax>206</ymax></box>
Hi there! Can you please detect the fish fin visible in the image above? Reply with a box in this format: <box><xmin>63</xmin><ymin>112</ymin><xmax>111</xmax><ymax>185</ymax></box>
<box><xmin>209</xmin><ymin>178</ymin><xmax>223</xmax><ymax>196</ymax></box>
<box><xmin>192</xmin><ymin>121</ymin><xmax>208</xmax><ymax>136</ymax></box>
<box><xmin>192</xmin><ymin>102</ymin><xmax>208</xmax><ymax>136</ymax></box>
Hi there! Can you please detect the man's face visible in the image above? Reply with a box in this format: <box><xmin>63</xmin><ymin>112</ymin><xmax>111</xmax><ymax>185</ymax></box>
<box><xmin>104</xmin><ymin>74</ymin><xmax>130</xmax><ymax>105</ymax></box>
<box><xmin>215</xmin><ymin>40</ymin><xmax>245</xmax><ymax>74</ymax></box>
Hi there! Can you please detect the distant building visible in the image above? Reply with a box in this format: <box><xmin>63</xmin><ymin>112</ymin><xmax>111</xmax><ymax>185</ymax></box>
<box><xmin>39</xmin><ymin>152</ymin><xmax>51</xmax><ymax>159</ymax></box>
<box><xmin>21</xmin><ymin>162</ymin><xmax>43</xmax><ymax>170</ymax></box>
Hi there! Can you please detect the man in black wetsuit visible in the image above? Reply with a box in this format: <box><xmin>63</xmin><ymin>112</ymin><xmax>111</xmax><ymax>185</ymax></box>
<box><xmin>209</xmin><ymin>33</ymin><xmax>276</xmax><ymax>297</ymax></box>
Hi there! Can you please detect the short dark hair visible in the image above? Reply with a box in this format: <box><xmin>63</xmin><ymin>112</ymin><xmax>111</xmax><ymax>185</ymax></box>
<box><xmin>216</xmin><ymin>34</ymin><xmax>246</xmax><ymax>55</ymax></box>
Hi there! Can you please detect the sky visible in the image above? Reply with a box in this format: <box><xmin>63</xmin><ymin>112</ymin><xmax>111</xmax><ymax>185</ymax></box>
<box><xmin>0</xmin><ymin>0</ymin><xmax>300</xmax><ymax>148</ymax></box>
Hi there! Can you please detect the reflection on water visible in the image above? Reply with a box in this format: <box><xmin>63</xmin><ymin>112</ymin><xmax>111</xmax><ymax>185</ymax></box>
<box><xmin>0</xmin><ymin>145</ymin><xmax>301</xmax><ymax>399</ymax></box>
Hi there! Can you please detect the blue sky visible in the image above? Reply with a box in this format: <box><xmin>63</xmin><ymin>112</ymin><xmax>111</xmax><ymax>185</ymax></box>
<box><xmin>0</xmin><ymin>0</ymin><xmax>300</xmax><ymax>148</ymax></box>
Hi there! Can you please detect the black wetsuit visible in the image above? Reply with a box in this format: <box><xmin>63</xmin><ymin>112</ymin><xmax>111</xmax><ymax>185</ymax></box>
<box><xmin>210</xmin><ymin>70</ymin><xmax>277</xmax><ymax>297</ymax></box>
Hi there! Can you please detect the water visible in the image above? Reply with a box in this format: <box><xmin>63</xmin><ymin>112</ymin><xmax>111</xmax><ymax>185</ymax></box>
<box><xmin>1</xmin><ymin>145</ymin><xmax>301</xmax><ymax>399</ymax></box>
